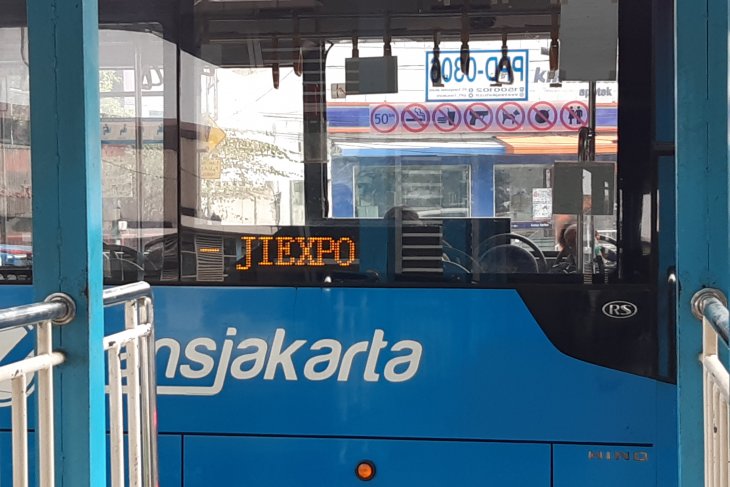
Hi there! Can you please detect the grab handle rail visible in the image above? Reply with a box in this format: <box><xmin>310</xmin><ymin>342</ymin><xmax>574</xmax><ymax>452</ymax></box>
<box><xmin>0</xmin><ymin>282</ymin><xmax>159</xmax><ymax>487</ymax></box>
<box><xmin>691</xmin><ymin>288</ymin><xmax>730</xmax><ymax>487</ymax></box>
<box><xmin>102</xmin><ymin>282</ymin><xmax>159</xmax><ymax>487</ymax></box>
<box><xmin>0</xmin><ymin>293</ymin><xmax>75</xmax><ymax>487</ymax></box>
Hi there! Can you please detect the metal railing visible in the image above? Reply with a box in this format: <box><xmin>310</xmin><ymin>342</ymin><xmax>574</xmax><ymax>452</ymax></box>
<box><xmin>0</xmin><ymin>281</ymin><xmax>158</xmax><ymax>487</ymax></box>
<box><xmin>692</xmin><ymin>288</ymin><xmax>730</xmax><ymax>487</ymax></box>
<box><xmin>102</xmin><ymin>281</ymin><xmax>159</xmax><ymax>487</ymax></box>
<box><xmin>0</xmin><ymin>293</ymin><xmax>75</xmax><ymax>487</ymax></box>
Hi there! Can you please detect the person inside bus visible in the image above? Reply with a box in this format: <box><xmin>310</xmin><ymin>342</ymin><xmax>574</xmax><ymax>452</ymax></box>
<box><xmin>552</xmin><ymin>223</ymin><xmax>578</xmax><ymax>273</ymax></box>
<box><xmin>553</xmin><ymin>223</ymin><xmax>618</xmax><ymax>274</ymax></box>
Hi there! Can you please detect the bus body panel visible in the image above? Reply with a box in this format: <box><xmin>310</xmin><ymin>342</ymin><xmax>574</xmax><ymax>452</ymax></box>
<box><xmin>1</xmin><ymin>285</ymin><xmax>658</xmax><ymax>444</ymax></box>
<box><xmin>183</xmin><ymin>436</ymin><xmax>552</xmax><ymax>486</ymax></box>
<box><xmin>553</xmin><ymin>444</ymin><xmax>656</xmax><ymax>486</ymax></box>
<box><xmin>0</xmin><ymin>432</ymin><xmax>183</xmax><ymax>486</ymax></box>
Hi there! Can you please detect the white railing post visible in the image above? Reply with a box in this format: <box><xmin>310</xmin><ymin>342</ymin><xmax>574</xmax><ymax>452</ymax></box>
<box><xmin>11</xmin><ymin>373</ymin><xmax>29</xmax><ymax>487</ymax></box>
<box><xmin>36</xmin><ymin>319</ymin><xmax>55</xmax><ymax>487</ymax></box>
<box><xmin>692</xmin><ymin>288</ymin><xmax>730</xmax><ymax>487</ymax></box>
<box><xmin>0</xmin><ymin>293</ymin><xmax>74</xmax><ymax>487</ymax></box>
<box><xmin>0</xmin><ymin>283</ymin><xmax>159</xmax><ymax>487</ymax></box>
<box><xmin>107</xmin><ymin>342</ymin><xmax>125</xmax><ymax>487</ymax></box>
<box><xmin>125</xmin><ymin>299</ymin><xmax>143</xmax><ymax>487</ymax></box>
<box><xmin>0</xmin><ymin>284</ymin><xmax>159</xmax><ymax>487</ymax></box>
<box><xmin>103</xmin><ymin>282</ymin><xmax>159</xmax><ymax>487</ymax></box>
<box><xmin>139</xmin><ymin>297</ymin><xmax>159</xmax><ymax>487</ymax></box>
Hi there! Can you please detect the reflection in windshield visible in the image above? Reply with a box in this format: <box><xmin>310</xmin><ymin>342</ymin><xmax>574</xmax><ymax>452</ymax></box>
<box><xmin>0</xmin><ymin>10</ymin><xmax>626</xmax><ymax>285</ymax></box>
<box><xmin>0</xmin><ymin>26</ymin><xmax>32</xmax><ymax>271</ymax></box>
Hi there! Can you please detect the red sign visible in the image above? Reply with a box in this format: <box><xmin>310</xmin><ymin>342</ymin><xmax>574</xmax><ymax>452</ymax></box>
<box><xmin>370</xmin><ymin>104</ymin><xmax>399</xmax><ymax>134</ymax></box>
<box><xmin>528</xmin><ymin>101</ymin><xmax>558</xmax><ymax>131</ymax></box>
<box><xmin>463</xmin><ymin>103</ymin><xmax>493</xmax><ymax>132</ymax></box>
<box><xmin>495</xmin><ymin>102</ymin><xmax>525</xmax><ymax>131</ymax></box>
<box><xmin>432</xmin><ymin>103</ymin><xmax>462</xmax><ymax>132</ymax></box>
<box><xmin>560</xmin><ymin>101</ymin><xmax>589</xmax><ymax>130</ymax></box>
<box><xmin>400</xmin><ymin>103</ymin><xmax>430</xmax><ymax>133</ymax></box>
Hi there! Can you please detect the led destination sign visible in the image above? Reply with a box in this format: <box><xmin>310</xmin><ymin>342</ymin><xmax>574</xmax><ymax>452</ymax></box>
<box><xmin>236</xmin><ymin>235</ymin><xmax>357</xmax><ymax>271</ymax></box>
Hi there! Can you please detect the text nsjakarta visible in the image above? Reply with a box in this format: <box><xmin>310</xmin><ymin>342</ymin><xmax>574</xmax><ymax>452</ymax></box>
<box><xmin>156</xmin><ymin>328</ymin><xmax>422</xmax><ymax>384</ymax></box>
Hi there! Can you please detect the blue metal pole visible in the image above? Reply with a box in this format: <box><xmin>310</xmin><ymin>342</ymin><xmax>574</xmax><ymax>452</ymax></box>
<box><xmin>675</xmin><ymin>0</ymin><xmax>730</xmax><ymax>485</ymax></box>
<box><xmin>25</xmin><ymin>0</ymin><xmax>105</xmax><ymax>485</ymax></box>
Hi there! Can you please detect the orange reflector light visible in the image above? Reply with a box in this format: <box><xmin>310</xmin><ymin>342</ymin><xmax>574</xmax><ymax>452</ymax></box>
<box><xmin>356</xmin><ymin>461</ymin><xmax>375</xmax><ymax>481</ymax></box>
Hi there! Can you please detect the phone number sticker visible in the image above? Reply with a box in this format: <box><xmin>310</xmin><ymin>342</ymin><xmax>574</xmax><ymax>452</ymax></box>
<box><xmin>425</xmin><ymin>49</ymin><xmax>529</xmax><ymax>102</ymax></box>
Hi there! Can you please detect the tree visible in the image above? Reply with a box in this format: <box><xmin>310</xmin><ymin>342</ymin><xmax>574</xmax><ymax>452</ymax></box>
<box><xmin>200</xmin><ymin>132</ymin><xmax>302</xmax><ymax>225</ymax></box>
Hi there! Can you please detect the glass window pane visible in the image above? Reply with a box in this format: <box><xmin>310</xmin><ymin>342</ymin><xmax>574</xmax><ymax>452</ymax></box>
<box><xmin>133</xmin><ymin>1</ymin><xmax>646</xmax><ymax>286</ymax></box>
<box><xmin>100</xmin><ymin>27</ymin><xmax>178</xmax><ymax>283</ymax></box>
<box><xmin>0</xmin><ymin>24</ymin><xmax>32</xmax><ymax>279</ymax></box>
<box><xmin>181</xmin><ymin>56</ymin><xmax>305</xmax><ymax>230</ymax></box>
<box><xmin>325</xmin><ymin>35</ymin><xmax>619</xmax><ymax>283</ymax></box>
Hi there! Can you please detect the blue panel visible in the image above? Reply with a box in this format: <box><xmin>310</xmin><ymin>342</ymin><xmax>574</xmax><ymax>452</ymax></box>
<box><xmin>327</xmin><ymin>106</ymin><xmax>370</xmax><ymax>128</ymax></box>
<box><xmin>145</xmin><ymin>286</ymin><xmax>660</xmax><ymax>443</ymax></box>
<box><xmin>158</xmin><ymin>435</ymin><xmax>183</xmax><ymax>487</ymax></box>
<box><xmin>100</xmin><ymin>434</ymin><xmax>182</xmax><ymax>486</ymax></box>
<box><xmin>183</xmin><ymin>436</ymin><xmax>550</xmax><ymax>487</ymax></box>
<box><xmin>1</xmin><ymin>432</ymin><xmax>38</xmax><ymax>485</ymax></box>
<box><xmin>331</xmin><ymin>158</ymin><xmax>355</xmax><ymax>217</ymax></box>
<box><xmin>655</xmin><ymin>381</ymin><xmax>679</xmax><ymax>487</ymax></box>
<box><xmin>595</xmin><ymin>106</ymin><xmax>617</xmax><ymax>129</ymax></box>
<box><xmin>340</xmin><ymin>146</ymin><xmax>505</xmax><ymax>157</ymax></box>
<box><xmin>0</xmin><ymin>284</ymin><xmax>675</xmax><ymax>486</ymax></box>
<box><xmin>675</xmin><ymin>0</ymin><xmax>728</xmax><ymax>485</ymax></box>
<box><xmin>326</xmin><ymin>106</ymin><xmax>617</xmax><ymax>131</ymax></box>
<box><xmin>473</xmin><ymin>160</ymin><xmax>494</xmax><ymax>216</ymax></box>
<box><xmin>26</xmin><ymin>0</ymin><xmax>105</xmax><ymax>483</ymax></box>
<box><xmin>553</xmin><ymin>444</ymin><xmax>655</xmax><ymax>487</ymax></box>
<box><xmin>330</xmin><ymin>153</ymin><xmax>578</xmax><ymax>218</ymax></box>
<box><xmin>0</xmin><ymin>432</ymin><xmax>181</xmax><ymax>486</ymax></box>
<box><xmin>0</xmin><ymin>285</ymin><xmax>663</xmax><ymax>444</ymax></box>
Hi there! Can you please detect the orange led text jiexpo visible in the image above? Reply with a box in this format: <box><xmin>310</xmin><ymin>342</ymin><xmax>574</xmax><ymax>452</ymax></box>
<box><xmin>236</xmin><ymin>236</ymin><xmax>357</xmax><ymax>271</ymax></box>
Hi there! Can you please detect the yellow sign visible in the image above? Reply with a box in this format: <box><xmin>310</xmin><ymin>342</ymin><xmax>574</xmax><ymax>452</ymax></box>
<box><xmin>200</xmin><ymin>157</ymin><xmax>222</xmax><ymax>180</ymax></box>
<box><xmin>206</xmin><ymin>118</ymin><xmax>226</xmax><ymax>152</ymax></box>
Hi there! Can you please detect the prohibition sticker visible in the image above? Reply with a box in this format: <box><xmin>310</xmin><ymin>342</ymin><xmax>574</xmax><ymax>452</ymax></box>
<box><xmin>432</xmin><ymin>103</ymin><xmax>462</xmax><ymax>132</ymax></box>
<box><xmin>463</xmin><ymin>102</ymin><xmax>493</xmax><ymax>132</ymax></box>
<box><xmin>528</xmin><ymin>101</ymin><xmax>558</xmax><ymax>131</ymax></box>
<box><xmin>400</xmin><ymin>103</ymin><xmax>430</xmax><ymax>133</ymax></box>
<box><xmin>370</xmin><ymin>104</ymin><xmax>399</xmax><ymax>134</ymax></box>
<box><xmin>495</xmin><ymin>102</ymin><xmax>525</xmax><ymax>131</ymax></box>
<box><xmin>560</xmin><ymin>101</ymin><xmax>589</xmax><ymax>130</ymax></box>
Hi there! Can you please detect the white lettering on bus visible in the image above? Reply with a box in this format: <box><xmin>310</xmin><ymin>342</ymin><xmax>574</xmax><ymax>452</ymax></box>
<box><xmin>155</xmin><ymin>328</ymin><xmax>423</xmax><ymax>396</ymax></box>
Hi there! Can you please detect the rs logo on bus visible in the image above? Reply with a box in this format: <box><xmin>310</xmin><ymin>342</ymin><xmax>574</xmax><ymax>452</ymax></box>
<box><xmin>601</xmin><ymin>301</ymin><xmax>638</xmax><ymax>319</ymax></box>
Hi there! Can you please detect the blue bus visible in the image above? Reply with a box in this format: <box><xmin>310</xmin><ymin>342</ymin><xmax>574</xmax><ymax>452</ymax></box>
<box><xmin>0</xmin><ymin>0</ymin><xmax>676</xmax><ymax>485</ymax></box>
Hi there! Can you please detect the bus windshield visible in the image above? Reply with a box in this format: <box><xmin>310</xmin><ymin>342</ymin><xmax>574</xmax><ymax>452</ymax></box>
<box><xmin>175</xmin><ymin>8</ymin><xmax>636</xmax><ymax>287</ymax></box>
<box><xmin>0</xmin><ymin>0</ymin><xmax>655</xmax><ymax>288</ymax></box>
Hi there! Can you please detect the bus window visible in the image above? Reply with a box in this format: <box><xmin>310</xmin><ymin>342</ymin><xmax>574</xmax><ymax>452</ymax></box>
<box><xmin>0</xmin><ymin>0</ymin><xmax>654</xmax><ymax>288</ymax></box>
<box><xmin>99</xmin><ymin>27</ymin><xmax>178</xmax><ymax>283</ymax></box>
<box><xmin>171</xmin><ymin>2</ymin><xmax>653</xmax><ymax>287</ymax></box>
<box><xmin>0</xmin><ymin>9</ymin><xmax>179</xmax><ymax>283</ymax></box>
<box><xmin>179</xmin><ymin>57</ymin><xmax>305</xmax><ymax>228</ymax></box>
<box><xmin>0</xmin><ymin>22</ymin><xmax>32</xmax><ymax>281</ymax></box>
<box><xmin>325</xmin><ymin>36</ymin><xmax>620</xmax><ymax>272</ymax></box>
<box><xmin>354</xmin><ymin>164</ymin><xmax>470</xmax><ymax>218</ymax></box>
